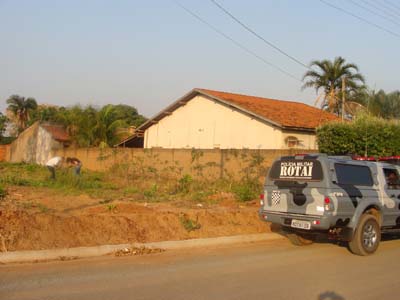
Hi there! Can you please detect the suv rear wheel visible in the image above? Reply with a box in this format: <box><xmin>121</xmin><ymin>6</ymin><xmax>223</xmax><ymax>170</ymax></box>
<box><xmin>287</xmin><ymin>233</ymin><xmax>314</xmax><ymax>246</ymax></box>
<box><xmin>348</xmin><ymin>214</ymin><xmax>381</xmax><ymax>256</ymax></box>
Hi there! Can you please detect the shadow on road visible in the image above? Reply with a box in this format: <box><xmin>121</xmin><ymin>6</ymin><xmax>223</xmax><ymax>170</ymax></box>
<box><xmin>381</xmin><ymin>233</ymin><xmax>400</xmax><ymax>242</ymax></box>
<box><xmin>318</xmin><ymin>291</ymin><xmax>346</xmax><ymax>300</ymax></box>
<box><xmin>271</xmin><ymin>224</ymin><xmax>400</xmax><ymax>252</ymax></box>
<box><xmin>270</xmin><ymin>224</ymin><xmax>346</xmax><ymax>247</ymax></box>
<box><xmin>271</xmin><ymin>224</ymin><xmax>400</xmax><ymax>253</ymax></box>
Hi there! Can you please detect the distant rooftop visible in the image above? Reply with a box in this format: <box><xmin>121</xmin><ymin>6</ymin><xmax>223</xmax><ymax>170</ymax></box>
<box><xmin>197</xmin><ymin>89</ymin><xmax>339</xmax><ymax>130</ymax></box>
<box><xmin>41</xmin><ymin>123</ymin><xmax>70</xmax><ymax>142</ymax></box>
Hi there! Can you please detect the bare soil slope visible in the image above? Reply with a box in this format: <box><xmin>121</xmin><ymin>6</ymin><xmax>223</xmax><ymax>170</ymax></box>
<box><xmin>0</xmin><ymin>187</ymin><xmax>270</xmax><ymax>251</ymax></box>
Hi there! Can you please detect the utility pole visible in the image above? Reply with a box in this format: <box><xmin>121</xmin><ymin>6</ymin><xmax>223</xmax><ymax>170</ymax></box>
<box><xmin>342</xmin><ymin>76</ymin><xmax>346</xmax><ymax>121</ymax></box>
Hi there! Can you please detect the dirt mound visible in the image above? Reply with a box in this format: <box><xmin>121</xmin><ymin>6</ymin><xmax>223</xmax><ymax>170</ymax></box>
<box><xmin>0</xmin><ymin>204</ymin><xmax>270</xmax><ymax>252</ymax></box>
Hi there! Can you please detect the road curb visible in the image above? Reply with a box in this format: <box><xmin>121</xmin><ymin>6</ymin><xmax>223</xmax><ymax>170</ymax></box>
<box><xmin>0</xmin><ymin>233</ymin><xmax>283</xmax><ymax>264</ymax></box>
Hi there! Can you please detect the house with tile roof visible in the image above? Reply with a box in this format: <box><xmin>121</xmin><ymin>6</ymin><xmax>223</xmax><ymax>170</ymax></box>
<box><xmin>8</xmin><ymin>121</ymin><xmax>70</xmax><ymax>164</ymax></box>
<box><xmin>118</xmin><ymin>88</ymin><xmax>339</xmax><ymax>150</ymax></box>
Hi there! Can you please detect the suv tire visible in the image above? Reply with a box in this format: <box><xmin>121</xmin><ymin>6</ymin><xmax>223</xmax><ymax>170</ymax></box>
<box><xmin>348</xmin><ymin>214</ymin><xmax>381</xmax><ymax>256</ymax></box>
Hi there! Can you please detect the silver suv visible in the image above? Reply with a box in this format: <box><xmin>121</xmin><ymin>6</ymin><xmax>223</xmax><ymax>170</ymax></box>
<box><xmin>259</xmin><ymin>153</ymin><xmax>400</xmax><ymax>255</ymax></box>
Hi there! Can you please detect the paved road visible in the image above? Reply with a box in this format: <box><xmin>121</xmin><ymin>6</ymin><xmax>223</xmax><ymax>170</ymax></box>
<box><xmin>1</xmin><ymin>237</ymin><xmax>400</xmax><ymax>300</ymax></box>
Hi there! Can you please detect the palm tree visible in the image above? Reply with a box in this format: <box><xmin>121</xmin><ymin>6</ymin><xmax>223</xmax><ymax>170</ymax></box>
<box><xmin>302</xmin><ymin>57</ymin><xmax>365</xmax><ymax>116</ymax></box>
<box><xmin>93</xmin><ymin>105</ymin><xmax>127</xmax><ymax>146</ymax></box>
<box><xmin>6</xmin><ymin>95</ymin><xmax>38</xmax><ymax>132</ymax></box>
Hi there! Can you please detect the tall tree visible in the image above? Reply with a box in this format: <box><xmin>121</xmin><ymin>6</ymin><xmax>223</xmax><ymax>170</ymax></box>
<box><xmin>55</xmin><ymin>105</ymin><xmax>97</xmax><ymax>147</ymax></box>
<box><xmin>111</xmin><ymin>104</ymin><xmax>147</xmax><ymax>128</ymax></box>
<box><xmin>6</xmin><ymin>95</ymin><xmax>38</xmax><ymax>132</ymax></box>
<box><xmin>93</xmin><ymin>105</ymin><xmax>127</xmax><ymax>146</ymax></box>
<box><xmin>28</xmin><ymin>104</ymin><xmax>61</xmax><ymax>127</ymax></box>
<box><xmin>302</xmin><ymin>57</ymin><xmax>365</xmax><ymax>116</ymax></box>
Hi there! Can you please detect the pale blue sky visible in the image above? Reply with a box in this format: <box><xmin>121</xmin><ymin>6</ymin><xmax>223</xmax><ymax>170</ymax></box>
<box><xmin>1</xmin><ymin>0</ymin><xmax>399</xmax><ymax>118</ymax></box>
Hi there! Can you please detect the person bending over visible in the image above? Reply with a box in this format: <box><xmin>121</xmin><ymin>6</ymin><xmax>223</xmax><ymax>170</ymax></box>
<box><xmin>46</xmin><ymin>156</ymin><xmax>63</xmax><ymax>180</ymax></box>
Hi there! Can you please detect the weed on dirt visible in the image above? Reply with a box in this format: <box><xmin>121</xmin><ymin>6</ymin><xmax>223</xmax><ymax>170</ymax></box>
<box><xmin>0</xmin><ymin>184</ymin><xmax>6</xmax><ymax>200</ymax></box>
<box><xmin>179</xmin><ymin>214</ymin><xmax>201</xmax><ymax>232</ymax></box>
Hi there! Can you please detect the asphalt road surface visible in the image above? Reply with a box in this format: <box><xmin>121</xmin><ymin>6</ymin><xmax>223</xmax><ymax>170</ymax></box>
<box><xmin>1</xmin><ymin>237</ymin><xmax>400</xmax><ymax>300</ymax></box>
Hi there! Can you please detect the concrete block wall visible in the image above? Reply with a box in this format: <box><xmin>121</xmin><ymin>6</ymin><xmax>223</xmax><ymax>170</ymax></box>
<box><xmin>53</xmin><ymin>148</ymin><xmax>317</xmax><ymax>180</ymax></box>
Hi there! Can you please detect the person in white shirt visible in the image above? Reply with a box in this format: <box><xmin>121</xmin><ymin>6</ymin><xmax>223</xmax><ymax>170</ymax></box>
<box><xmin>46</xmin><ymin>156</ymin><xmax>63</xmax><ymax>180</ymax></box>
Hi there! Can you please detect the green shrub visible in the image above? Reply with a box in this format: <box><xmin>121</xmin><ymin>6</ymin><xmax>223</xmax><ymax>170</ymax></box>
<box><xmin>317</xmin><ymin>115</ymin><xmax>400</xmax><ymax>156</ymax></box>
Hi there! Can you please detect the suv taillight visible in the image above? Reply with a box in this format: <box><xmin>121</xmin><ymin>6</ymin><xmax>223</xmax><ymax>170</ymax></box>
<box><xmin>260</xmin><ymin>194</ymin><xmax>265</xmax><ymax>206</ymax></box>
<box><xmin>324</xmin><ymin>196</ymin><xmax>334</xmax><ymax>211</ymax></box>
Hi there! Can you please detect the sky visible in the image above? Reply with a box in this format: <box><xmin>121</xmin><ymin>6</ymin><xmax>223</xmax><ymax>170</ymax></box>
<box><xmin>0</xmin><ymin>0</ymin><xmax>399</xmax><ymax>118</ymax></box>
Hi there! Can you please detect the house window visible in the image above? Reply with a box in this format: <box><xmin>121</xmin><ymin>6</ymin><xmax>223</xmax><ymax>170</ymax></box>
<box><xmin>285</xmin><ymin>136</ymin><xmax>299</xmax><ymax>148</ymax></box>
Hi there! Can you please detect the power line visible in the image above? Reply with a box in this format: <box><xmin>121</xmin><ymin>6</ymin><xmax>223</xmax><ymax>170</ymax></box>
<box><xmin>377</xmin><ymin>0</ymin><xmax>400</xmax><ymax>17</ymax></box>
<box><xmin>348</xmin><ymin>0</ymin><xmax>400</xmax><ymax>27</ymax></box>
<box><xmin>318</xmin><ymin>0</ymin><xmax>400</xmax><ymax>39</ymax></box>
<box><xmin>173</xmin><ymin>1</ymin><xmax>302</xmax><ymax>82</ymax></box>
<box><xmin>383</xmin><ymin>0</ymin><xmax>400</xmax><ymax>12</ymax></box>
<box><xmin>209</xmin><ymin>0</ymin><xmax>309</xmax><ymax>69</ymax></box>
<box><xmin>360</xmin><ymin>0</ymin><xmax>400</xmax><ymax>20</ymax></box>
<box><xmin>379</xmin><ymin>0</ymin><xmax>400</xmax><ymax>15</ymax></box>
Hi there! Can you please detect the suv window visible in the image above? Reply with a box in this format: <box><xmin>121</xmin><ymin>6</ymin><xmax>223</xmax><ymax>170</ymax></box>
<box><xmin>383</xmin><ymin>168</ymin><xmax>400</xmax><ymax>189</ymax></box>
<box><xmin>335</xmin><ymin>163</ymin><xmax>373</xmax><ymax>186</ymax></box>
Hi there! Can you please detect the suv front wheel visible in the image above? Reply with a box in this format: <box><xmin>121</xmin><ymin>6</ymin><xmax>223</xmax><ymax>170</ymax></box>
<box><xmin>348</xmin><ymin>214</ymin><xmax>381</xmax><ymax>256</ymax></box>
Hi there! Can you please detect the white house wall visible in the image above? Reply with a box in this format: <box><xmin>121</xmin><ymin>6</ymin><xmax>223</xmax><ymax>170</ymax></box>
<box><xmin>36</xmin><ymin>127</ymin><xmax>55</xmax><ymax>165</ymax></box>
<box><xmin>144</xmin><ymin>95</ymin><xmax>305</xmax><ymax>149</ymax></box>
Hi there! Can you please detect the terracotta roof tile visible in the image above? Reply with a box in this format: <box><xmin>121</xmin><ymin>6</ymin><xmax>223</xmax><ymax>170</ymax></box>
<box><xmin>41</xmin><ymin>124</ymin><xmax>70</xmax><ymax>142</ymax></box>
<box><xmin>197</xmin><ymin>89</ymin><xmax>339</xmax><ymax>129</ymax></box>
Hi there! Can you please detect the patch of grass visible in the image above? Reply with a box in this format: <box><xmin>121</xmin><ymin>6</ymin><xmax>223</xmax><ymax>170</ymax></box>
<box><xmin>123</xmin><ymin>187</ymin><xmax>139</xmax><ymax>195</ymax></box>
<box><xmin>232</xmin><ymin>180</ymin><xmax>260</xmax><ymax>202</ymax></box>
<box><xmin>0</xmin><ymin>161</ymin><xmax>263</xmax><ymax>207</ymax></box>
<box><xmin>105</xmin><ymin>204</ymin><xmax>117</xmax><ymax>213</ymax></box>
<box><xmin>0</xmin><ymin>175</ymin><xmax>31</xmax><ymax>186</ymax></box>
<box><xmin>0</xmin><ymin>185</ymin><xmax>7</xmax><ymax>200</ymax></box>
<box><xmin>177</xmin><ymin>174</ymin><xmax>193</xmax><ymax>194</ymax></box>
<box><xmin>179</xmin><ymin>214</ymin><xmax>201</xmax><ymax>232</ymax></box>
<box><xmin>99</xmin><ymin>198</ymin><xmax>113</xmax><ymax>204</ymax></box>
<box><xmin>49</xmin><ymin>171</ymin><xmax>106</xmax><ymax>190</ymax></box>
<box><xmin>143</xmin><ymin>184</ymin><xmax>158</xmax><ymax>199</ymax></box>
<box><xmin>21</xmin><ymin>201</ymin><xmax>33</xmax><ymax>209</ymax></box>
<box><xmin>191</xmin><ymin>190</ymin><xmax>216</xmax><ymax>203</ymax></box>
<box><xmin>25</xmin><ymin>164</ymin><xmax>42</xmax><ymax>172</ymax></box>
<box><xmin>37</xmin><ymin>203</ymin><xmax>49</xmax><ymax>213</ymax></box>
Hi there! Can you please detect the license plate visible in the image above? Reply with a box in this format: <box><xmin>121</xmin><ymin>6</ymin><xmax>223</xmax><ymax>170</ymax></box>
<box><xmin>291</xmin><ymin>219</ymin><xmax>311</xmax><ymax>230</ymax></box>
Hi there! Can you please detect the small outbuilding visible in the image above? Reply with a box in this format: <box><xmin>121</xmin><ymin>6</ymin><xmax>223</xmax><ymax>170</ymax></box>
<box><xmin>118</xmin><ymin>88</ymin><xmax>339</xmax><ymax>150</ymax></box>
<box><xmin>8</xmin><ymin>121</ymin><xmax>70</xmax><ymax>165</ymax></box>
